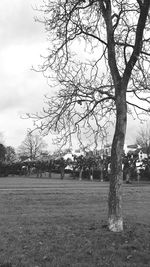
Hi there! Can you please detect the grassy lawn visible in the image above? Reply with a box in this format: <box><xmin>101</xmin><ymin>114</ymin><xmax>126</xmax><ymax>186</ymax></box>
<box><xmin>0</xmin><ymin>177</ymin><xmax>150</xmax><ymax>267</ymax></box>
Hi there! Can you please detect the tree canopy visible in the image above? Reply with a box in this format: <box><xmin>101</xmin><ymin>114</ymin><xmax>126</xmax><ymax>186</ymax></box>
<box><xmin>30</xmin><ymin>0</ymin><xmax>150</xmax><ymax>232</ymax></box>
<box><xmin>18</xmin><ymin>132</ymin><xmax>47</xmax><ymax>161</ymax></box>
<box><xmin>30</xmin><ymin>0</ymin><xmax>150</xmax><ymax>148</ymax></box>
<box><xmin>0</xmin><ymin>143</ymin><xmax>6</xmax><ymax>162</ymax></box>
<box><xmin>5</xmin><ymin>146</ymin><xmax>16</xmax><ymax>163</ymax></box>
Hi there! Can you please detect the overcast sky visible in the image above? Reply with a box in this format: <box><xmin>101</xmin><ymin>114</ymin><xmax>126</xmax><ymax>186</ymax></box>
<box><xmin>0</xmin><ymin>0</ymin><xmax>52</xmax><ymax>148</ymax></box>
<box><xmin>0</xmin><ymin>0</ymin><xmax>143</xmax><ymax>151</ymax></box>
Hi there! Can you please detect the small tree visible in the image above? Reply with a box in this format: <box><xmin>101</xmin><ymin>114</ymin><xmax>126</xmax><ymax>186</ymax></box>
<box><xmin>29</xmin><ymin>0</ymin><xmax>150</xmax><ymax>231</ymax></box>
<box><xmin>18</xmin><ymin>132</ymin><xmax>47</xmax><ymax>161</ymax></box>
<box><xmin>0</xmin><ymin>143</ymin><xmax>6</xmax><ymax>162</ymax></box>
<box><xmin>5</xmin><ymin>146</ymin><xmax>16</xmax><ymax>163</ymax></box>
<box><xmin>0</xmin><ymin>133</ymin><xmax>6</xmax><ymax>162</ymax></box>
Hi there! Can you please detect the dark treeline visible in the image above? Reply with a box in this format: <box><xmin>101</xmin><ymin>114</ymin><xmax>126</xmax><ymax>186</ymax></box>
<box><xmin>0</xmin><ymin>153</ymin><xmax>150</xmax><ymax>182</ymax></box>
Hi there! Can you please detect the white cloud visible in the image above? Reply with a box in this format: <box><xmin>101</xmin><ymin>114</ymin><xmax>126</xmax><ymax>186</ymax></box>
<box><xmin>0</xmin><ymin>0</ymin><xmax>55</xmax><ymax>149</ymax></box>
<box><xmin>0</xmin><ymin>0</ymin><xmax>44</xmax><ymax>46</ymax></box>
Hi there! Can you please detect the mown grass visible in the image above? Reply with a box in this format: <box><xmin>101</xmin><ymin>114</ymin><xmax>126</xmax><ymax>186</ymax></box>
<box><xmin>0</xmin><ymin>177</ymin><xmax>149</xmax><ymax>267</ymax></box>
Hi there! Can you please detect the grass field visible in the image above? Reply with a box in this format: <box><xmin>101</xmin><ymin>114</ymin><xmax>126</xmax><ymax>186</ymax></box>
<box><xmin>0</xmin><ymin>176</ymin><xmax>150</xmax><ymax>267</ymax></box>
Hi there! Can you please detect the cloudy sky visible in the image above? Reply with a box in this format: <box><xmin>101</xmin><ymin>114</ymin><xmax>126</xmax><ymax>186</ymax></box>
<box><xmin>0</xmin><ymin>0</ymin><xmax>52</xmax><ymax>147</ymax></box>
<box><xmin>0</xmin><ymin>0</ymin><xmax>142</xmax><ymax>151</ymax></box>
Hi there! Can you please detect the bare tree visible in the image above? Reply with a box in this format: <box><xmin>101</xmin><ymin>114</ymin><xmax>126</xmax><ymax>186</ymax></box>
<box><xmin>5</xmin><ymin>146</ymin><xmax>16</xmax><ymax>163</ymax></box>
<box><xmin>18</xmin><ymin>132</ymin><xmax>47</xmax><ymax>161</ymax></box>
<box><xmin>136</xmin><ymin>123</ymin><xmax>150</xmax><ymax>157</ymax></box>
<box><xmin>0</xmin><ymin>143</ymin><xmax>6</xmax><ymax>162</ymax></box>
<box><xmin>29</xmin><ymin>1</ymin><xmax>150</xmax><ymax>231</ymax></box>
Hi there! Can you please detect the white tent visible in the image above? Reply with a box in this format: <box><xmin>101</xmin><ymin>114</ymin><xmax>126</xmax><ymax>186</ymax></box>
<box><xmin>63</xmin><ymin>153</ymin><xmax>74</xmax><ymax>161</ymax></box>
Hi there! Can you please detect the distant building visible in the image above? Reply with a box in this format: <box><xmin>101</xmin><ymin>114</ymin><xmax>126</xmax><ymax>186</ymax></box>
<box><xmin>103</xmin><ymin>144</ymin><xmax>111</xmax><ymax>156</ymax></box>
<box><xmin>124</xmin><ymin>144</ymin><xmax>148</xmax><ymax>159</ymax></box>
<box><xmin>40</xmin><ymin>151</ymin><xmax>50</xmax><ymax>161</ymax></box>
<box><xmin>72</xmin><ymin>149</ymin><xmax>85</xmax><ymax>157</ymax></box>
<box><xmin>138</xmin><ymin>150</ymin><xmax>147</xmax><ymax>160</ymax></box>
<box><xmin>93</xmin><ymin>144</ymin><xmax>112</xmax><ymax>158</ymax></box>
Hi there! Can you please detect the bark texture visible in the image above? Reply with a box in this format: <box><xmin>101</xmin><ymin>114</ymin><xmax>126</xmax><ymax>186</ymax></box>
<box><xmin>108</xmin><ymin>87</ymin><xmax>127</xmax><ymax>232</ymax></box>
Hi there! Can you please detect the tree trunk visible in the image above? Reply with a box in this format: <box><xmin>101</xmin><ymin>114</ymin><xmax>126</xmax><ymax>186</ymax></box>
<box><xmin>79</xmin><ymin>167</ymin><xmax>83</xmax><ymax>181</ymax></box>
<box><xmin>100</xmin><ymin>161</ymin><xmax>104</xmax><ymax>182</ymax></box>
<box><xmin>49</xmin><ymin>170</ymin><xmax>52</xmax><ymax>178</ymax></box>
<box><xmin>90</xmin><ymin>167</ymin><xmax>94</xmax><ymax>181</ymax></box>
<box><xmin>108</xmin><ymin>89</ymin><xmax>127</xmax><ymax>232</ymax></box>
<box><xmin>60</xmin><ymin>167</ymin><xmax>65</xmax><ymax>179</ymax></box>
